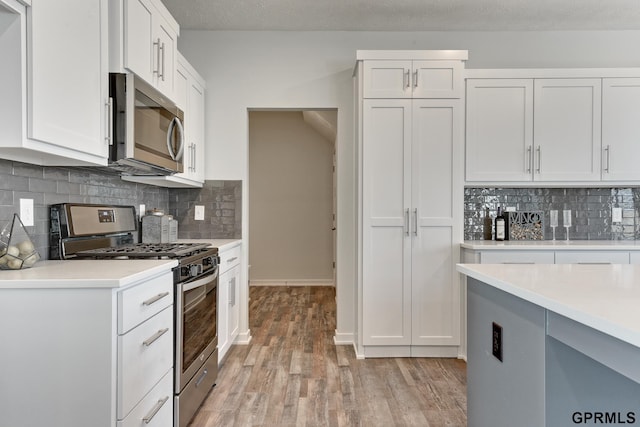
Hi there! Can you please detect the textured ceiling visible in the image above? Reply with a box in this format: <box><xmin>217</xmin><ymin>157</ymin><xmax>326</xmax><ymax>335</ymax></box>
<box><xmin>160</xmin><ymin>0</ymin><xmax>640</xmax><ymax>31</ymax></box>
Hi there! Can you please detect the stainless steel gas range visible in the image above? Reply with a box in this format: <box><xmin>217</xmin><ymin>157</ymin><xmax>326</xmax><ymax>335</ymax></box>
<box><xmin>50</xmin><ymin>203</ymin><xmax>218</xmax><ymax>427</ymax></box>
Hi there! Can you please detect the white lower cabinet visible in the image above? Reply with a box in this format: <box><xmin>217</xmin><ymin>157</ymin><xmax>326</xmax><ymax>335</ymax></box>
<box><xmin>0</xmin><ymin>267</ymin><xmax>175</xmax><ymax>427</ymax></box>
<box><xmin>479</xmin><ymin>250</ymin><xmax>555</xmax><ymax>264</ymax></box>
<box><xmin>217</xmin><ymin>243</ymin><xmax>242</xmax><ymax>362</ymax></box>
<box><xmin>554</xmin><ymin>251</ymin><xmax>630</xmax><ymax>264</ymax></box>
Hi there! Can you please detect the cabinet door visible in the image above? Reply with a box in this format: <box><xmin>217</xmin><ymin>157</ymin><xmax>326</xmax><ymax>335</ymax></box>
<box><xmin>228</xmin><ymin>265</ymin><xmax>240</xmax><ymax>342</ymax></box>
<box><xmin>412</xmin><ymin>61</ymin><xmax>463</xmax><ymax>98</ymax></box>
<box><xmin>187</xmin><ymin>80</ymin><xmax>205</xmax><ymax>182</ymax></box>
<box><xmin>363</xmin><ymin>60</ymin><xmax>412</xmax><ymax>99</ymax></box>
<box><xmin>217</xmin><ymin>268</ymin><xmax>230</xmax><ymax>361</ymax></box>
<box><xmin>124</xmin><ymin>0</ymin><xmax>154</xmax><ymax>83</ymax></box>
<box><xmin>411</xmin><ymin>99</ymin><xmax>460</xmax><ymax>346</ymax></box>
<box><xmin>533</xmin><ymin>79</ymin><xmax>602</xmax><ymax>181</ymax></box>
<box><xmin>362</xmin><ymin>99</ymin><xmax>412</xmax><ymax>346</ymax></box>
<box><xmin>153</xmin><ymin>16</ymin><xmax>176</xmax><ymax>98</ymax></box>
<box><xmin>602</xmin><ymin>78</ymin><xmax>640</xmax><ymax>181</ymax></box>
<box><xmin>466</xmin><ymin>79</ymin><xmax>534</xmax><ymax>182</ymax></box>
<box><xmin>28</xmin><ymin>0</ymin><xmax>108</xmax><ymax>160</ymax></box>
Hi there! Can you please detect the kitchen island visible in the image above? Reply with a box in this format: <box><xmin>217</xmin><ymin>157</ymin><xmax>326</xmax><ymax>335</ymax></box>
<box><xmin>457</xmin><ymin>263</ymin><xmax>640</xmax><ymax>427</ymax></box>
<box><xmin>0</xmin><ymin>259</ymin><xmax>178</xmax><ymax>427</ymax></box>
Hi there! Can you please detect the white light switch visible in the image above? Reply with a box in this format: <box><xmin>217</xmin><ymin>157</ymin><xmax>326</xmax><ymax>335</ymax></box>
<box><xmin>20</xmin><ymin>199</ymin><xmax>34</xmax><ymax>226</ymax></box>
<box><xmin>139</xmin><ymin>204</ymin><xmax>146</xmax><ymax>217</ymax></box>
<box><xmin>612</xmin><ymin>207</ymin><xmax>623</xmax><ymax>223</ymax></box>
<box><xmin>194</xmin><ymin>205</ymin><xmax>205</xmax><ymax>221</ymax></box>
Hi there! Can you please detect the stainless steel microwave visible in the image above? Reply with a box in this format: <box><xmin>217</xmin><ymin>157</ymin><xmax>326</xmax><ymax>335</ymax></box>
<box><xmin>107</xmin><ymin>73</ymin><xmax>184</xmax><ymax>175</ymax></box>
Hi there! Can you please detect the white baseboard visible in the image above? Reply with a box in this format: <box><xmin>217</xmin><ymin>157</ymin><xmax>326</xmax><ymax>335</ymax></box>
<box><xmin>333</xmin><ymin>331</ymin><xmax>354</xmax><ymax>345</ymax></box>
<box><xmin>234</xmin><ymin>329</ymin><xmax>252</xmax><ymax>345</ymax></box>
<box><xmin>249</xmin><ymin>279</ymin><xmax>335</xmax><ymax>287</ymax></box>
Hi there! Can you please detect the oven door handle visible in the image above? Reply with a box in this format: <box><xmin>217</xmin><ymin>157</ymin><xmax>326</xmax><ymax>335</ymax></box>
<box><xmin>181</xmin><ymin>268</ymin><xmax>218</xmax><ymax>293</ymax></box>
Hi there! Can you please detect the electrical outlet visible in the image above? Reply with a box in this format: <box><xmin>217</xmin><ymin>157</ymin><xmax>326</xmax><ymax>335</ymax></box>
<box><xmin>505</xmin><ymin>206</ymin><xmax>516</xmax><ymax>212</ymax></box>
<box><xmin>492</xmin><ymin>322</ymin><xmax>503</xmax><ymax>362</ymax></box>
<box><xmin>20</xmin><ymin>199</ymin><xmax>34</xmax><ymax>226</ymax></box>
<box><xmin>612</xmin><ymin>207</ymin><xmax>623</xmax><ymax>223</ymax></box>
<box><xmin>194</xmin><ymin>205</ymin><xmax>205</xmax><ymax>221</ymax></box>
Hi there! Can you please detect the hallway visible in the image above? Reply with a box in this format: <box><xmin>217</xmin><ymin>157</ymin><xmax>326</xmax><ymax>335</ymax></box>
<box><xmin>189</xmin><ymin>286</ymin><xmax>467</xmax><ymax>426</ymax></box>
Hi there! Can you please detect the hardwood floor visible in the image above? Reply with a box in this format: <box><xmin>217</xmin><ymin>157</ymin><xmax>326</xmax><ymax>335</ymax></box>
<box><xmin>189</xmin><ymin>286</ymin><xmax>467</xmax><ymax>426</ymax></box>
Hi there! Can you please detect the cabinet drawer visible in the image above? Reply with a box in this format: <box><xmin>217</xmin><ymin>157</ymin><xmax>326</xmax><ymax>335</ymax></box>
<box><xmin>118</xmin><ymin>368</ymin><xmax>173</xmax><ymax>427</ymax></box>
<box><xmin>219</xmin><ymin>245</ymin><xmax>241</xmax><ymax>274</ymax></box>
<box><xmin>630</xmin><ymin>252</ymin><xmax>640</xmax><ymax>265</ymax></box>
<box><xmin>118</xmin><ymin>306</ymin><xmax>174</xmax><ymax>419</ymax></box>
<box><xmin>119</xmin><ymin>271</ymin><xmax>174</xmax><ymax>334</ymax></box>
<box><xmin>554</xmin><ymin>251</ymin><xmax>629</xmax><ymax>264</ymax></box>
<box><xmin>480</xmin><ymin>251</ymin><xmax>554</xmax><ymax>264</ymax></box>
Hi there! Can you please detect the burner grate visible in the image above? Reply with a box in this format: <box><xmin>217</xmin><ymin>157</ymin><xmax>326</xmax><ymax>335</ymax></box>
<box><xmin>75</xmin><ymin>242</ymin><xmax>211</xmax><ymax>259</ymax></box>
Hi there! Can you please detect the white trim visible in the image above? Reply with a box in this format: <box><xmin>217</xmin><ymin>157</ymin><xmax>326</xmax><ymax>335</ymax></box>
<box><xmin>233</xmin><ymin>329</ymin><xmax>252</xmax><ymax>345</ymax></box>
<box><xmin>249</xmin><ymin>279</ymin><xmax>335</xmax><ymax>287</ymax></box>
<box><xmin>465</xmin><ymin>68</ymin><xmax>640</xmax><ymax>79</ymax></box>
<box><xmin>357</xmin><ymin>50</ymin><xmax>468</xmax><ymax>61</ymax></box>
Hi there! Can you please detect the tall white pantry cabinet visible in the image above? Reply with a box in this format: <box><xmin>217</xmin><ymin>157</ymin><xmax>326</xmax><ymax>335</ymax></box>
<box><xmin>355</xmin><ymin>51</ymin><xmax>467</xmax><ymax>358</ymax></box>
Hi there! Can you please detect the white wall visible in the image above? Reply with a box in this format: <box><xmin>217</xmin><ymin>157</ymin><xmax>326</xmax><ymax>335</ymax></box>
<box><xmin>177</xmin><ymin>30</ymin><xmax>640</xmax><ymax>344</ymax></box>
<box><xmin>248</xmin><ymin>111</ymin><xmax>334</xmax><ymax>283</ymax></box>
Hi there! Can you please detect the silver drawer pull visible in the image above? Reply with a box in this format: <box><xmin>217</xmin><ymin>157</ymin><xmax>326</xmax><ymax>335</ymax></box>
<box><xmin>227</xmin><ymin>256</ymin><xmax>238</xmax><ymax>263</ymax></box>
<box><xmin>502</xmin><ymin>262</ymin><xmax>535</xmax><ymax>264</ymax></box>
<box><xmin>143</xmin><ymin>328</ymin><xmax>169</xmax><ymax>347</ymax></box>
<box><xmin>195</xmin><ymin>369</ymin><xmax>208</xmax><ymax>387</ymax></box>
<box><xmin>142</xmin><ymin>292</ymin><xmax>170</xmax><ymax>306</ymax></box>
<box><xmin>142</xmin><ymin>396</ymin><xmax>169</xmax><ymax>424</ymax></box>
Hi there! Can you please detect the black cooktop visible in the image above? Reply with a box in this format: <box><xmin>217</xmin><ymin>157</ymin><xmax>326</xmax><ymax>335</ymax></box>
<box><xmin>75</xmin><ymin>242</ymin><xmax>212</xmax><ymax>259</ymax></box>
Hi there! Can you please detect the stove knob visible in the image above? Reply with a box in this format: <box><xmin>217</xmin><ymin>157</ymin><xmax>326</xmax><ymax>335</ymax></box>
<box><xmin>189</xmin><ymin>264</ymin><xmax>197</xmax><ymax>277</ymax></box>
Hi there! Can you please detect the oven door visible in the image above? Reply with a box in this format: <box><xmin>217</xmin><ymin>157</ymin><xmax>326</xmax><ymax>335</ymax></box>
<box><xmin>175</xmin><ymin>267</ymin><xmax>218</xmax><ymax>393</ymax></box>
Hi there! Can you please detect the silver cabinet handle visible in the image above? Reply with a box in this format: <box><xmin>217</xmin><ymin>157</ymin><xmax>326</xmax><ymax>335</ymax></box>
<box><xmin>229</xmin><ymin>277</ymin><xmax>236</xmax><ymax>306</ymax></box>
<box><xmin>142</xmin><ymin>396</ymin><xmax>169</xmax><ymax>424</ymax></box>
<box><xmin>142</xmin><ymin>328</ymin><xmax>169</xmax><ymax>347</ymax></box>
<box><xmin>604</xmin><ymin>145</ymin><xmax>610</xmax><ymax>173</ymax></box>
<box><xmin>153</xmin><ymin>38</ymin><xmax>161</xmax><ymax>76</ymax></box>
<box><xmin>160</xmin><ymin>42</ymin><xmax>166</xmax><ymax>81</ymax></box>
<box><xmin>536</xmin><ymin>146</ymin><xmax>542</xmax><ymax>173</ymax></box>
<box><xmin>413</xmin><ymin>208</ymin><xmax>418</xmax><ymax>236</ymax></box>
<box><xmin>142</xmin><ymin>291</ymin><xmax>170</xmax><ymax>306</ymax></box>
<box><xmin>227</xmin><ymin>256</ymin><xmax>238</xmax><ymax>263</ymax></box>
<box><xmin>413</xmin><ymin>69</ymin><xmax>418</xmax><ymax>88</ymax></box>
<box><xmin>404</xmin><ymin>208</ymin><xmax>409</xmax><ymax>236</ymax></box>
<box><xmin>105</xmin><ymin>98</ymin><xmax>113</xmax><ymax>145</ymax></box>
<box><xmin>526</xmin><ymin>145</ymin><xmax>532</xmax><ymax>173</ymax></box>
<box><xmin>192</xmin><ymin>144</ymin><xmax>196</xmax><ymax>172</ymax></box>
<box><xmin>404</xmin><ymin>69</ymin><xmax>410</xmax><ymax>89</ymax></box>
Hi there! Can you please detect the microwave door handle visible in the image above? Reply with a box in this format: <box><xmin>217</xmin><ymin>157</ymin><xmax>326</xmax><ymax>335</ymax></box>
<box><xmin>166</xmin><ymin>117</ymin><xmax>185</xmax><ymax>161</ymax></box>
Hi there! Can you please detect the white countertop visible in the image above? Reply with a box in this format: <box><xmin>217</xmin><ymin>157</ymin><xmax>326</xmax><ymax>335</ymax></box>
<box><xmin>457</xmin><ymin>263</ymin><xmax>640</xmax><ymax>348</ymax></box>
<box><xmin>0</xmin><ymin>259</ymin><xmax>177</xmax><ymax>289</ymax></box>
<box><xmin>175</xmin><ymin>238</ymin><xmax>241</xmax><ymax>252</ymax></box>
<box><xmin>461</xmin><ymin>240</ymin><xmax>640</xmax><ymax>250</ymax></box>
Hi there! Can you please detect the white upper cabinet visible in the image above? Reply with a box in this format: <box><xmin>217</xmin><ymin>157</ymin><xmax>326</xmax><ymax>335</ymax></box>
<box><xmin>533</xmin><ymin>79</ymin><xmax>601</xmax><ymax>182</ymax></box>
<box><xmin>602</xmin><ymin>78</ymin><xmax>640</xmax><ymax>181</ymax></box>
<box><xmin>0</xmin><ymin>0</ymin><xmax>109</xmax><ymax>166</ymax></box>
<box><xmin>466</xmin><ymin>76</ymin><xmax>603</xmax><ymax>184</ymax></box>
<box><xmin>466</xmin><ymin>79</ymin><xmax>534</xmax><ymax>182</ymax></box>
<box><xmin>361</xmin><ymin>53</ymin><xmax>464</xmax><ymax>99</ymax></box>
<box><xmin>111</xmin><ymin>0</ymin><xmax>179</xmax><ymax>100</ymax></box>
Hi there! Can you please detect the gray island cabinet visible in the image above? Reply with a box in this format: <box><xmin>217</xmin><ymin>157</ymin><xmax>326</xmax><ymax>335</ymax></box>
<box><xmin>458</xmin><ymin>263</ymin><xmax>640</xmax><ymax>427</ymax></box>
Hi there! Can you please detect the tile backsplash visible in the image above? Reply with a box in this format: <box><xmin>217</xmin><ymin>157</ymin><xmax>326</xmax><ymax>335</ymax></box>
<box><xmin>465</xmin><ymin>187</ymin><xmax>639</xmax><ymax>241</ymax></box>
<box><xmin>0</xmin><ymin>159</ymin><xmax>241</xmax><ymax>259</ymax></box>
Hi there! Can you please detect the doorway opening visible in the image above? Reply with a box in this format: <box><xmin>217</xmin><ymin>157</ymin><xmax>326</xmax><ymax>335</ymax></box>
<box><xmin>248</xmin><ymin>109</ymin><xmax>337</xmax><ymax>295</ymax></box>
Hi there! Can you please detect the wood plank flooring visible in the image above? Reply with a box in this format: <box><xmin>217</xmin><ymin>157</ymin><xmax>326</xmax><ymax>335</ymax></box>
<box><xmin>189</xmin><ymin>286</ymin><xmax>467</xmax><ymax>426</ymax></box>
